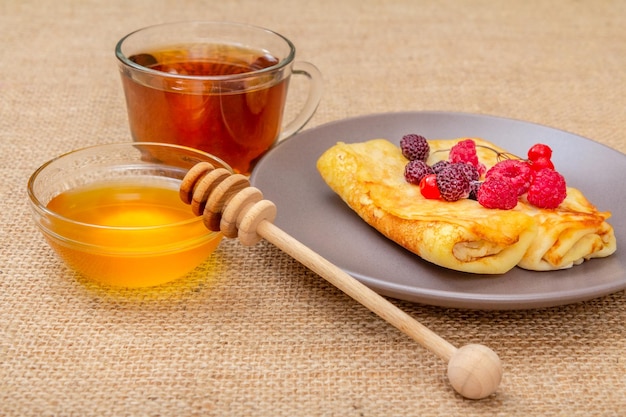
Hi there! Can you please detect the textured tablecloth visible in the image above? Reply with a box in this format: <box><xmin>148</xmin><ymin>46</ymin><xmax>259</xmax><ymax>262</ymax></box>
<box><xmin>1</xmin><ymin>1</ymin><xmax>625</xmax><ymax>415</ymax></box>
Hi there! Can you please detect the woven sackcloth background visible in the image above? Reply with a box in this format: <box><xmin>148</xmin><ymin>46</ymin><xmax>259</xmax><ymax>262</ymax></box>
<box><xmin>1</xmin><ymin>0</ymin><xmax>625</xmax><ymax>416</ymax></box>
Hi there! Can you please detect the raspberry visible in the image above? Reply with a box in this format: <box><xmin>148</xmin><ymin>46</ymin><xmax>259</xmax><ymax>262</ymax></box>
<box><xmin>449</xmin><ymin>139</ymin><xmax>487</xmax><ymax>175</ymax></box>
<box><xmin>431</xmin><ymin>160</ymin><xmax>450</xmax><ymax>175</ymax></box>
<box><xmin>449</xmin><ymin>139</ymin><xmax>479</xmax><ymax>166</ymax></box>
<box><xmin>400</xmin><ymin>134</ymin><xmax>430</xmax><ymax>162</ymax></box>
<box><xmin>436</xmin><ymin>165</ymin><xmax>470</xmax><ymax>201</ymax></box>
<box><xmin>526</xmin><ymin>169</ymin><xmax>567</xmax><ymax>209</ymax></box>
<box><xmin>477</xmin><ymin>177</ymin><xmax>518</xmax><ymax>209</ymax></box>
<box><xmin>452</xmin><ymin>162</ymin><xmax>480</xmax><ymax>182</ymax></box>
<box><xmin>404</xmin><ymin>160</ymin><xmax>433</xmax><ymax>185</ymax></box>
<box><xmin>528</xmin><ymin>143</ymin><xmax>552</xmax><ymax>162</ymax></box>
<box><xmin>485</xmin><ymin>159</ymin><xmax>532</xmax><ymax>196</ymax></box>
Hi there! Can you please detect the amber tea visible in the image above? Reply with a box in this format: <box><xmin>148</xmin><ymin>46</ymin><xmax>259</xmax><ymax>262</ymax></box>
<box><xmin>121</xmin><ymin>44</ymin><xmax>289</xmax><ymax>174</ymax></box>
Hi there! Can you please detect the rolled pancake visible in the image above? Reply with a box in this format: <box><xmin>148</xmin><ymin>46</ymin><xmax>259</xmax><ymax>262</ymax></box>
<box><xmin>516</xmin><ymin>189</ymin><xmax>616</xmax><ymax>270</ymax></box>
<box><xmin>316</xmin><ymin>138</ymin><xmax>616</xmax><ymax>274</ymax></box>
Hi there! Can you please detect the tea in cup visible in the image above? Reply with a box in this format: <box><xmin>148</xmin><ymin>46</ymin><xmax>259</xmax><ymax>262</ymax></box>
<box><xmin>116</xmin><ymin>21</ymin><xmax>323</xmax><ymax>175</ymax></box>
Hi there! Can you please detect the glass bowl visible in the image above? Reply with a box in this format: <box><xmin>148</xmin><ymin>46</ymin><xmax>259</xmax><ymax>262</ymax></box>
<box><xmin>27</xmin><ymin>142</ymin><xmax>230</xmax><ymax>288</ymax></box>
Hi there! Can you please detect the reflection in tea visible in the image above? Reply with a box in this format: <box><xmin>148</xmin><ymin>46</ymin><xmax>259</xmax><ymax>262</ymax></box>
<box><xmin>122</xmin><ymin>44</ymin><xmax>289</xmax><ymax>174</ymax></box>
<box><xmin>46</xmin><ymin>179</ymin><xmax>221</xmax><ymax>287</ymax></box>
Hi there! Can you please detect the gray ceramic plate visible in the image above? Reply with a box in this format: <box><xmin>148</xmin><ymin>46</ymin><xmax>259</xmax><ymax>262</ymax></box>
<box><xmin>250</xmin><ymin>111</ymin><xmax>625</xmax><ymax>310</ymax></box>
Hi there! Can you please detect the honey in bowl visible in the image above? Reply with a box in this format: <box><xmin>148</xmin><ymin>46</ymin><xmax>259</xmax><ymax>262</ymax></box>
<box><xmin>27</xmin><ymin>142</ymin><xmax>230</xmax><ymax>288</ymax></box>
<box><xmin>44</xmin><ymin>178</ymin><xmax>222</xmax><ymax>288</ymax></box>
<box><xmin>121</xmin><ymin>44</ymin><xmax>288</xmax><ymax>175</ymax></box>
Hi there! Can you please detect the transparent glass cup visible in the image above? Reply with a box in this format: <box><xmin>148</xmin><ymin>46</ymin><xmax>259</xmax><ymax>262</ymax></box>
<box><xmin>116</xmin><ymin>21</ymin><xmax>323</xmax><ymax>175</ymax></box>
<box><xmin>27</xmin><ymin>143</ymin><xmax>230</xmax><ymax>288</ymax></box>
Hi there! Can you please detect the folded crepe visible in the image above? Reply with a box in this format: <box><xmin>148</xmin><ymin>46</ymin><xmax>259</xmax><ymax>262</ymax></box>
<box><xmin>316</xmin><ymin>138</ymin><xmax>616</xmax><ymax>274</ymax></box>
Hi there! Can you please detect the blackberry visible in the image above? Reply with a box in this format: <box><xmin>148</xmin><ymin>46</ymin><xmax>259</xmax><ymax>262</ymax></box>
<box><xmin>452</xmin><ymin>162</ymin><xmax>480</xmax><ymax>182</ymax></box>
<box><xmin>431</xmin><ymin>160</ymin><xmax>450</xmax><ymax>175</ymax></box>
<box><xmin>436</xmin><ymin>165</ymin><xmax>470</xmax><ymax>201</ymax></box>
<box><xmin>404</xmin><ymin>160</ymin><xmax>434</xmax><ymax>185</ymax></box>
<box><xmin>400</xmin><ymin>134</ymin><xmax>430</xmax><ymax>162</ymax></box>
<box><xmin>468</xmin><ymin>180</ymin><xmax>482</xmax><ymax>200</ymax></box>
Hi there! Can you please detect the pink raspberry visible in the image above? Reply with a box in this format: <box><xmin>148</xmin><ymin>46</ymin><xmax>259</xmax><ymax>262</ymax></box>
<box><xmin>527</xmin><ymin>169</ymin><xmax>567</xmax><ymax>209</ymax></box>
<box><xmin>449</xmin><ymin>139</ymin><xmax>477</xmax><ymax>165</ymax></box>
<box><xmin>477</xmin><ymin>177</ymin><xmax>518</xmax><ymax>210</ymax></box>
<box><xmin>485</xmin><ymin>159</ymin><xmax>532</xmax><ymax>196</ymax></box>
<box><xmin>449</xmin><ymin>139</ymin><xmax>486</xmax><ymax>175</ymax></box>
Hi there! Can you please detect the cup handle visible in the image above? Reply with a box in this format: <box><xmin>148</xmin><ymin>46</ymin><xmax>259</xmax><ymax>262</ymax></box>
<box><xmin>278</xmin><ymin>61</ymin><xmax>323</xmax><ymax>141</ymax></box>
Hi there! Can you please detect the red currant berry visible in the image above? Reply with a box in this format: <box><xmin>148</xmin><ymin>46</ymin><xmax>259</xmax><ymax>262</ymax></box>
<box><xmin>419</xmin><ymin>174</ymin><xmax>441</xmax><ymax>199</ymax></box>
<box><xmin>527</xmin><ymin>143</ymin><xmax>552</xmax><ymax>162</ymax></box>
<box><xmin>530</xmin><ymin>156</ymin><xmax>554</xmax><ymax>172</ymax></box>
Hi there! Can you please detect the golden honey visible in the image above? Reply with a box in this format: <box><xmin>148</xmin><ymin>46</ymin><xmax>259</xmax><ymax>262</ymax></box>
<box><xmin>44</xmin><ymin>178</ymin><xmax>221</xmax><ymax>287</ymax></box>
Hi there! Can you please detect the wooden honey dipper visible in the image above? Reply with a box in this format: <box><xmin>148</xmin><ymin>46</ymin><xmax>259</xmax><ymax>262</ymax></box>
<box><xmin>180</xmin><ymin>162</ymin><xmax>503</xmax><ymax>400</ymax></box>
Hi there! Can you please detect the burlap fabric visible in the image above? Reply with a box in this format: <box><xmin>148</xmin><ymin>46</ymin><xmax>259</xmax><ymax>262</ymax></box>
<box><xmin>1</xmin><ymin>1</ymin><xmax>625</xmax><ymax>415</ymax></box>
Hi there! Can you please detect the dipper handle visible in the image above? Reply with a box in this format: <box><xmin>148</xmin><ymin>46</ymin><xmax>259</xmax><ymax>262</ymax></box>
<box><xmin>180</xmin><ymin>162</ymin><xmax>503</xmax><ymax>400</ymax></box>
